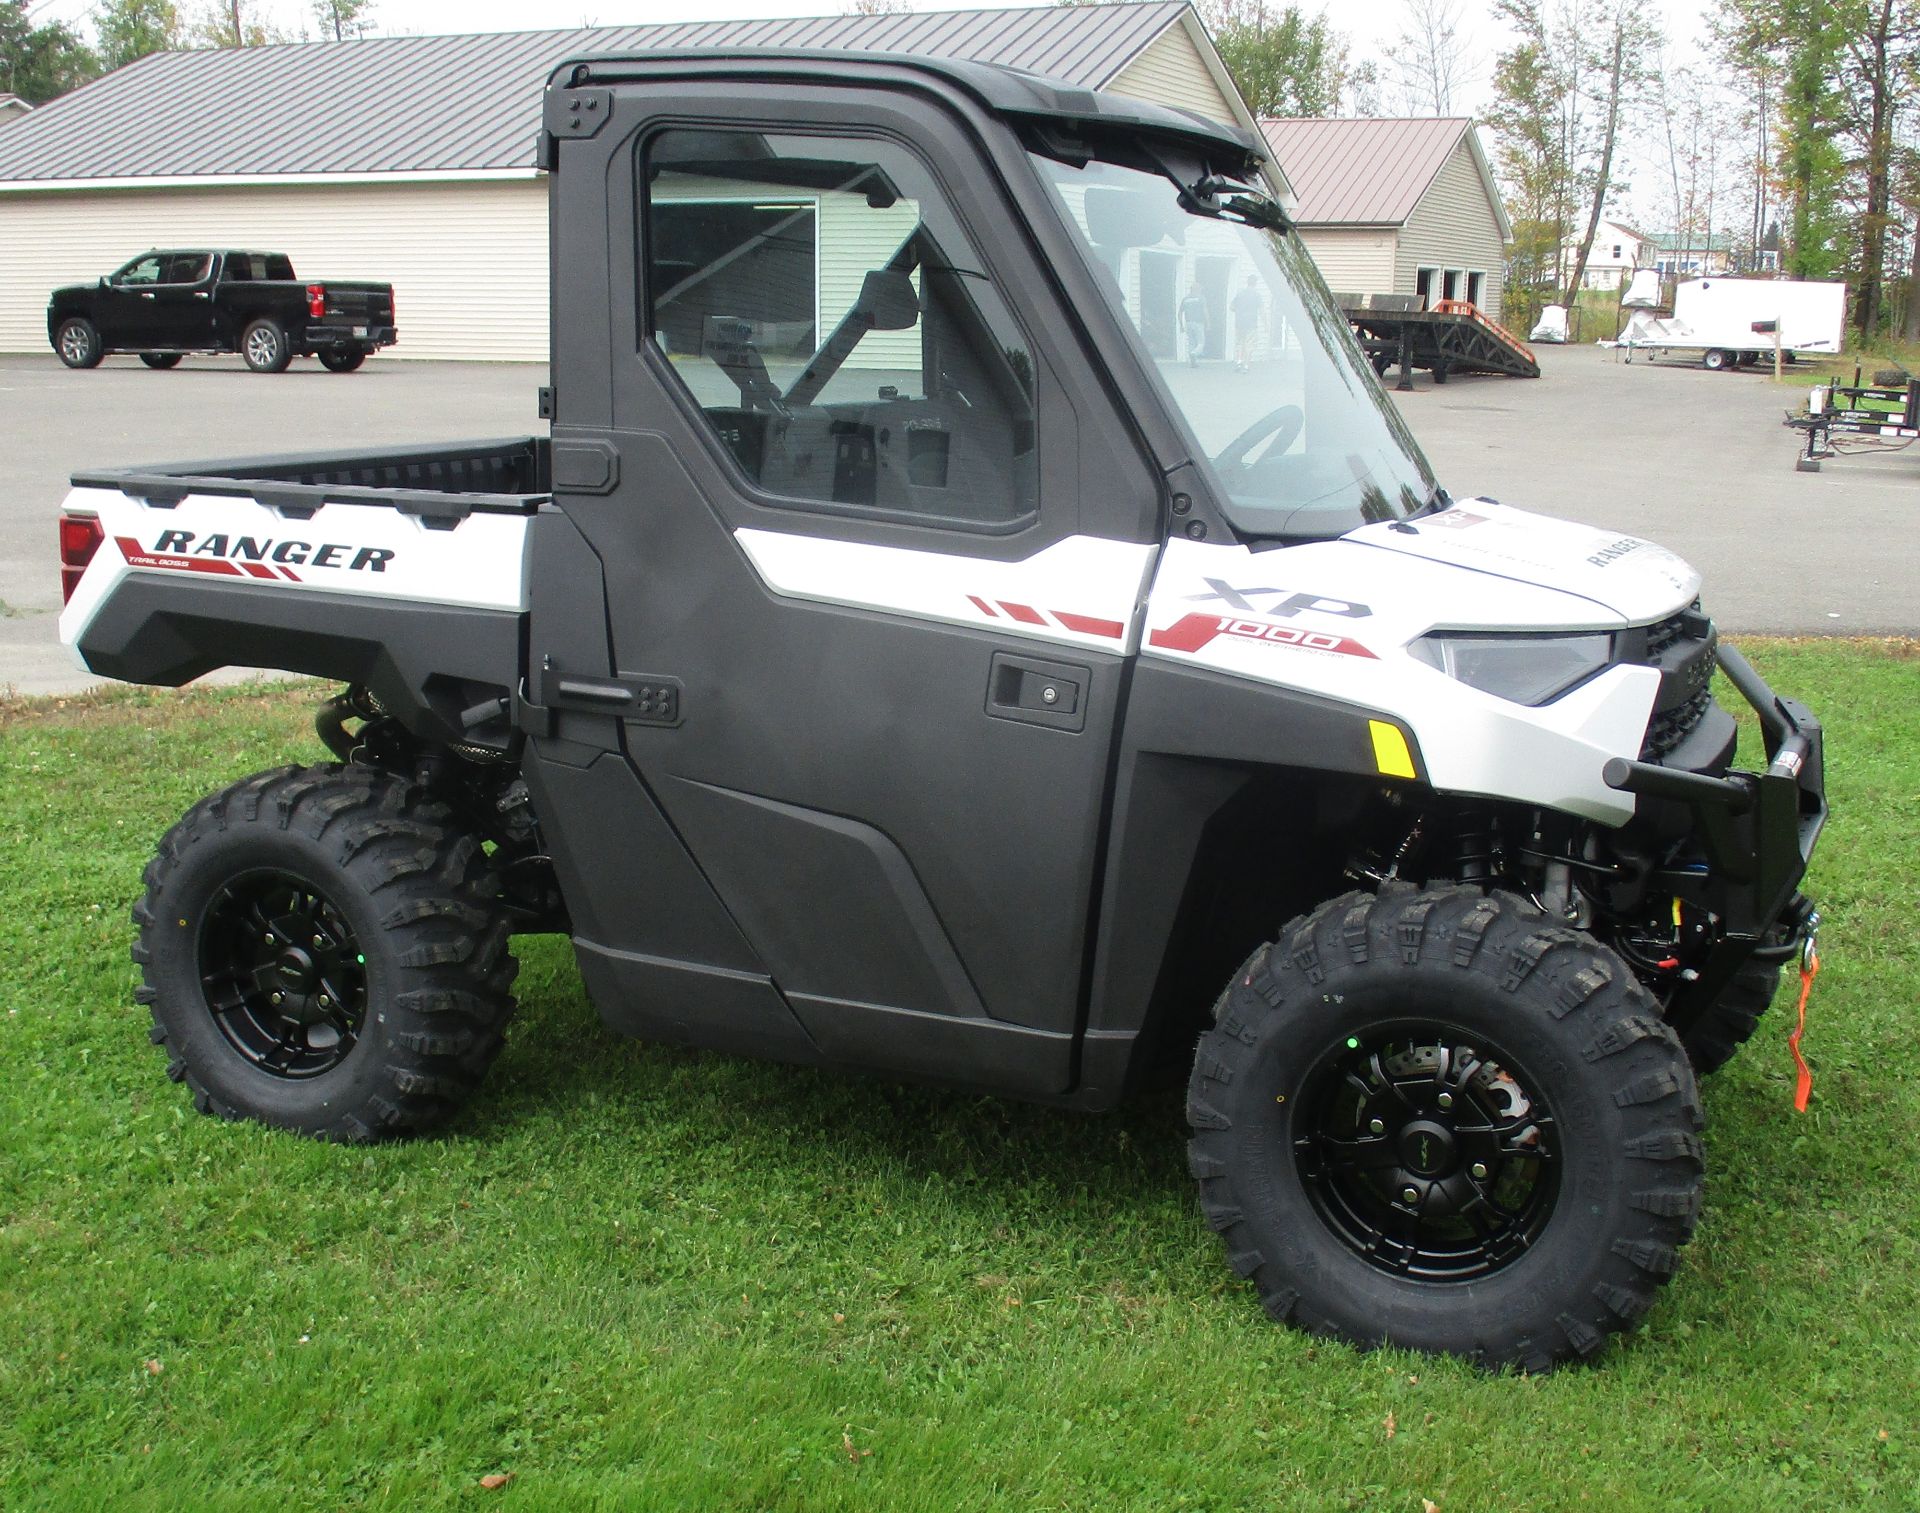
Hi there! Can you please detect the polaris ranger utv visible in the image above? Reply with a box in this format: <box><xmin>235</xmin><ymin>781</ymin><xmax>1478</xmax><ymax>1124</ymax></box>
<box><xmin>55</xmin><ymin>51</ymin><xmax>1825</xmax><ymax>1370</ymax></box>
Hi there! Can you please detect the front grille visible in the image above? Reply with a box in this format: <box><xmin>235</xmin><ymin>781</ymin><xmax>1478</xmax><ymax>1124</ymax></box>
<box><xmin>1644</xmin><ymin>686</ymin><xmax>1713</xmax><ymax>758</ymax></box>
<box><xmin>1631</xmin><ymin>602</ymin><xmax>1717</xmax><ymax>760</ymax></box>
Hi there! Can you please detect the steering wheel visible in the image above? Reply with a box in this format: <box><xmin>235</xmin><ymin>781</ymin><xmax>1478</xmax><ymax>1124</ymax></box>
<box><xmin>1210</xmin><ymin>404</ymin><xmax>1304</xmax><ymax>480</ymax></box>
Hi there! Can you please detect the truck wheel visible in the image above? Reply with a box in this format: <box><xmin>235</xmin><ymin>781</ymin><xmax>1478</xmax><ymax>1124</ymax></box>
<box><xmin>318</xmin><ymin>345</ymin><xmax>367</xmax><ymax>373</ymax></box>
<box><xmin>55</xmin><ymin>317</ymin><xmax>103</xmax><ymax>369</ymax></box>
<box><xmin>1187</xmin><ymin>885</ymin><xmax>1703</xmax><ymax>1371</ymax></box>
<box><xmin>241</xmin><ymin>317</ymin><xmax>292</xmax><ymax>373</ymax></box>
<box><xmin>140</xmin><ymin>352</ymin><xmax>183</xmax><ymax>369</ymax></box>
<box><xmin>132</xmin><ymin>765</ymin><xmax>519</xmax><ymax>1143</ymax></box>
<box><xmin>1681</xmin><ymin>959</ymin><xmax>1783</xmax><ymax>1075</ymax></box>
<box><xmin>1702</xmin><ymin>348</ymin><xmax>1730</xmax><ymax>371</ymax></box>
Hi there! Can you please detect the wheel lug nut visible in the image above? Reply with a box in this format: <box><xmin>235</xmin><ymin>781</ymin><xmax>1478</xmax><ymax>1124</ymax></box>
<box><xmin>1368</xmin><ymin>1118</ymin><xmax>1385</xmax><ymax>1135</ymax></box>
<box><xmin>318</xmin><ymin>995</ymin><xmax>330</xmax><ymax>1007</ymax></box>
<box><xmin>312</xmin><ymin>935</ymin><xmax>324</xmax><ymax>948</ymax></box>
<box><xmin>1436</xmin><ymin>1092</ymin><xmax>1453</xmax><ymax>1110</ymax></box>
<box><xmin>270</xmin><ymin>992</ymin><xmax>282</xmax><ymax>1005</ymax></box>
<box><xmin>1402</xmin><ymin>1186</ymin><xmax>1419</xmax><ymax>1203</ymax></box>
<box><xmin>1471</xmin><ymin>1162</ymin><xmax>1489</xmax><ymax>1180</ymax></box>
<box><xmin>264</xmin><ymin>933</ymin><xmax>275</xmax><ymax>944</ymax></box>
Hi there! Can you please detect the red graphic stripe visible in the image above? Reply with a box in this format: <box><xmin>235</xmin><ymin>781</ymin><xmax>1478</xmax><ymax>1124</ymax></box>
<box><xmin>997</xmin><ymin>600</ymin><xmax>1046</xmax><ymax>625</ymax></box>
<box><xmin>239</xmin><ymin>562</ymin><xmax>278</xmax><ymax>580</ymax></box>
<box><xmin>116</xmin><ymin>537</ymin><xmax>244</xmax><ymax>577</ymax></box>
<box><xmin>1149</xmin><ymin>612</ymin><xmax>1375</xmax><ymax>660</ymax></box>
<box><xmin>967</xmin><ymin>594</ymin><xmax>998</xmax><ymax>618</ymax></box>
<box><xmin>278</xmin><ymin>566</ymin><xmax>302</xmax><ymax>582</ymax></box>
<box><xmin>1053</xmin><ymin>611</ymin><xmax>1125</xmax><ymax>639</ymax></box>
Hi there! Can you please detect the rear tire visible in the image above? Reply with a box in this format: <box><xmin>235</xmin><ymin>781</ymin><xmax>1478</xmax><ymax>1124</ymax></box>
<box><xmin>55</xmin><ymin>317</ymin><xmax>103</xmax><ymax>369</ymax></box>
<box><xmin>1681</xmin><ymin>959</ymin><xmax>1784</xmax><ymax>1075</ymax></box>
<box><xmin>1703</xmin><ymin>348</ymin><xmax>1730</xmax><ymax>371</ymax></box>
<box><xmin>140</xmin><ymin>352</ymin><xmax>183</xmax><ymax>369</ymax></box>
<box><xmin>133</xmin><ymin>764</ymin><xmax>519</xmax><ymax>1142</ymax></box>
<box><xmin>317</xmin><ymin>345</ymin><xmax>367</xmax><ymax>373</ymax></box>
<box><xmin>241</xmin><ymin>317</ymin><xmax>292</xmax><ymax>373</ymax></box>
<box><xmin>1187</xmin><ymin>885</ymin><xmax>1703</xmax><ymax>1371</ymax></box>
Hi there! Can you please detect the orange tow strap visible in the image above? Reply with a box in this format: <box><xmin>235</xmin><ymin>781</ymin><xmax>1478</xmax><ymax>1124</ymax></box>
<box><xmin>1788</xmin><ymin>939</ymin><xmax>1820</xmax><ymax>1113</ymax></box>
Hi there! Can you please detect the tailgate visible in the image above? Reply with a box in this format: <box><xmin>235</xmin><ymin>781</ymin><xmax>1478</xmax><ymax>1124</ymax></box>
<box><xmin>319</xmin><ymin>283</ymin><xmax>393</xmax><ymax>322</ymax></box>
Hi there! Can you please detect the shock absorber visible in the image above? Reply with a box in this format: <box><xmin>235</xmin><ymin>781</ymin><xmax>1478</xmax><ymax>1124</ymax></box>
<box><xmin>1453</xmin><ymin>808</ymin><xmax>1496</xmax><ymax>885</ymax></box>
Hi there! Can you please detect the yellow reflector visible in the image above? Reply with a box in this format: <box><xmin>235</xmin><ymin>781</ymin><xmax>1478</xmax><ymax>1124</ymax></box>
<box><xmin>1369</xmin><ymin>720</ymin><xmax>1416</xmax><ymax>779</ymax></box>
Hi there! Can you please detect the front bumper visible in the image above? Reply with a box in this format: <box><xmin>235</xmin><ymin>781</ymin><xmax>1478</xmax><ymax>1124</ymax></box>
<box><xmin>1603</xmin><ymin>643</ymin><xmax>1825</xmax><ymax>1006</ymax></box>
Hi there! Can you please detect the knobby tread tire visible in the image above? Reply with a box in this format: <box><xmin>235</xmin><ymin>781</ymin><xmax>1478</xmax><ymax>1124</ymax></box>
<box><xmin>133</xmin><ymin>764</ymin><xmax>518</xmax><ymax>1142</ymax></box>
<box><xmin>1186</xmin><ymin>884</ymin><xmax>1705</xmax><ymax>1372</ymax></box>
<box><xmin>1681</xmin><ymin>960</ymin><xmax>1783</xmax><ymax>1075</ymax></box>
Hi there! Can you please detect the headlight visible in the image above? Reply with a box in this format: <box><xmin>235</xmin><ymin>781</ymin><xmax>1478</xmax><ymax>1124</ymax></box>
<box><xmin>1409</xmin><ymin>631</ymin><xmax>1613</xmax><ymax>706</ymax></box>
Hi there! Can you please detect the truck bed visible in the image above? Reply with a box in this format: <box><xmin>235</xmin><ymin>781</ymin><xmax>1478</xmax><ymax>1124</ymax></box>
<box><xmin>71</xmin><ymin>437</ymin><xmax>551</xmax><ymax>524</ymax></box>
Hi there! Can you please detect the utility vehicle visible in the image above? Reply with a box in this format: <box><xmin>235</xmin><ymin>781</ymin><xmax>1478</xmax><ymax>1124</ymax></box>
<box><xmin>55</xmin><ymin>51</ymin><xmax>1826</xmax><ymax>1370</ymax></box>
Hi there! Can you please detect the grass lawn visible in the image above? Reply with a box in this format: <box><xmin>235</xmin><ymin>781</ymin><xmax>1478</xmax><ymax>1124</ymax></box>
<box><xmin>2</xmin><ymin>642</ymin><xmax>1917</xmax><ymax>1511</ymax></box>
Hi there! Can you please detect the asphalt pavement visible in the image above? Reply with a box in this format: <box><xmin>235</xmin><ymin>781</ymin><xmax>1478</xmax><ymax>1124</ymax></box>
<box><xmin>1</xmin><ymin>342</ymin><xmax>1910</xmax><ymax>695</ymax></box>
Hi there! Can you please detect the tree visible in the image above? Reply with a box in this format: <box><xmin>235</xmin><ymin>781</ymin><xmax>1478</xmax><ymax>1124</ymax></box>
<box><xmin>185</xmin><ymin>0</ymin><xmax>289</xmax><ymax>47</ymax></box>
<box><xmin>312</xmin><ymin>0</ymin><xmax>374</xmax><ymax>40</ymax></box>
<box><xmin>1485</xmin><ymin>3</ymin><xmax>1578</xmax><ymax>321</ymax></box>
<box><xmin>1204</xmin><ymin>0</ymin><xmax>1356</xmax><ymax>117</ymax></box>
<box><xmin>0</xmin><ymin>1</ymin><xmax>100</xmax><ymax>102</ymax></box>
<box><xmin>1391</xmin><ymin>0</ymin><xmax>1479</xmax><ymax>115</ymax></box>
<box><xmin>1560</xmin><ymin>5</ymin><xmax>1660</xmax><ymax>306</ymax></box>
<box><xmin>92</xmin><ymin>0</ymin><xmax>180</xmax><ymax>71</ymax></box>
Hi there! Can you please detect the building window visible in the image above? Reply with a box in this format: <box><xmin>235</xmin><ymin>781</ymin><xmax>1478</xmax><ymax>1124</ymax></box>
<box><xmin>642</xmin><ymin>128</ymin><xmax>1038</xmax><ymax>528</ymax></box>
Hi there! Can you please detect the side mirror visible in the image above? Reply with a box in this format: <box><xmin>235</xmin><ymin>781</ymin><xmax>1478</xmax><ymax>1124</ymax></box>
<box><xmin>856</xmin><ymin>269</ymin><xmax>919</xmax><ymax>331</ymax></box>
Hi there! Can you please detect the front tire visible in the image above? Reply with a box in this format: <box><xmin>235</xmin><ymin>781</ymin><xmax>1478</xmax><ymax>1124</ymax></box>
<box><xmin>317</xmin><ymin>345</ymin><xmax>367</xmax><ymax>372</ymax></box>
<box><xmin>140</xmin><ymin>352</ymin><xmax>183</xmax><ymax>369</ymax></box>
<box><xmin>1681</xmin><ymin>959</ymin><xmax>1783</xmax><ymax>1075</ymax></box>
<box><xmin>241</xmin><ymin>317</ymin><xmax>292</xmax><ymax>373</ymax></box>
<box><xmin>1703</xmin><ymin>348</ymin><xmax>1730</xmax><ymax>371</ymax></box>
<box><xmin>133</xmin><ymin>765</ymin><xmax>519</xmax><ymax>1142</ymax></box>
<box><xmin>1187</xmin><ymin>885</ymin><xmax>1703</xmax><ymax>1371</ymax></box>
<box><xmin>55</xmin><ymin>317</ymin><xmax>103</xmax><ymax>369</ymax></box>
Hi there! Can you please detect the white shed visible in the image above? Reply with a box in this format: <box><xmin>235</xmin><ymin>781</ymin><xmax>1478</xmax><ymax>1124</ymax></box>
<box><xmin>1259</xmin><ymin>116</ymin><xmax>1511</xmax><ymax>321</ymax></box>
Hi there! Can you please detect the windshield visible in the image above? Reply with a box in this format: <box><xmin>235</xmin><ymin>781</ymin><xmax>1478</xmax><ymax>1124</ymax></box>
<box><xmin>1030</xmin><ymin>149</ymin><xmax>1438</xmax><ymax>538</ymax></box>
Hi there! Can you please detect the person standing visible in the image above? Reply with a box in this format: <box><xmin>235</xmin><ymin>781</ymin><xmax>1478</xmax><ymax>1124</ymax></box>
<box><xmin>1179</xmin><ymin>286</ymin><xmax>1208</xmax><ymax>365</ymax></box>
<box><xmin>1231</xmin><ymin>275</ymin><xmax>1264</xmax><ymax>371</ymax></box>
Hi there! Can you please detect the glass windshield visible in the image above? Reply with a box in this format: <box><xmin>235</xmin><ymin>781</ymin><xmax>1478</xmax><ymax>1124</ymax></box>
<box><xmin>1030</xmin><ymin>149</ymin><xmax>1438</xmax><ymax>538</ymax></box>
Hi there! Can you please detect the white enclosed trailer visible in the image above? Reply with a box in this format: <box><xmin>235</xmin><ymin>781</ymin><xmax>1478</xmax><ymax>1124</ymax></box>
<box><xmin>1613</xmin><ymin>277</ymin><xmax>1846</xmax><ymax>369</ymax></box>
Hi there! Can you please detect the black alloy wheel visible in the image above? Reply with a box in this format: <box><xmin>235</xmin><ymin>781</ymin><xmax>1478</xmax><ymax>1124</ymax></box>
<box><xmin>198</xmin><ymin>868</ymin><xmax>368</xmax><ymax>1079</ymax></box>
<box><xmin>1294</xmin><ymin>1031</ymin><xmax>1558</xmax><ymax>1280</ymax></box>
<box><xmin>1187</xmin><ymin>884</ymin><xmax>1705</xmax><ymax>1371</ymax></box>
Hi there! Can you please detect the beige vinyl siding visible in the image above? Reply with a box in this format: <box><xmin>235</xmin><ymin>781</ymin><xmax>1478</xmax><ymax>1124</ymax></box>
<box><xmin>653</xmin><ymin>173</ymin><xmax>922</xmax><ymax>377</ymax></box>
<box><xmin>0</xmin><ymin>176</ymin><xmax>546</xmax><ymax>360</ymax></box>
<box><xmin>1296</xmin><ymin>228</ymin><xmax>1397</xmax><ymax>301</ymax></box>
<box><xmin>1393</xmin><ymin>139</ymin><xmax>1506</xmax><ymax>319</ymax></box>
<box><xmin>1105</xmin><ymin>23</ymin><xmax>1238</xmax><ymax>127</ymax></box>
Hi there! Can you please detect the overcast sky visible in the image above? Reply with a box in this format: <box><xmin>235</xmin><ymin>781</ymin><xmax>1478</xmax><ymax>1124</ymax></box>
<box><xmin>29</xmin><ymin>0</ymin><xmax>1721</xmax><ymax>222</ymax></box>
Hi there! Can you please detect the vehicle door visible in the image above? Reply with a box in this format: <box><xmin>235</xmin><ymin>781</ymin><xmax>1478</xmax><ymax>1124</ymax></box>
<box><xmin>98</xmin><ymin>253</ymin><xmax>167</xmax><ymax>345</ymax></box>
<box><xmin>532</xmin><ymin>76</ymin><xmax>1165</xmax><ymax>1094</ymax></box>
<box><xmin>146</xmin><ymin>253</ymin><xmax>218</xmax><ymax>348</ymax></box>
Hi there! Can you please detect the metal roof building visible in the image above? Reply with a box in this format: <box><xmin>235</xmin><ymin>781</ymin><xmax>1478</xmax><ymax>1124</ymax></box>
<box><xmin>1259</xmin><ymin>116</ymin><xmax>1511</xmax><ymax>320</ymax></box>
<box><xmin>0</xmin><ymin>2</ymin><xmax>1255</xmax><ymax>360</ymax></box>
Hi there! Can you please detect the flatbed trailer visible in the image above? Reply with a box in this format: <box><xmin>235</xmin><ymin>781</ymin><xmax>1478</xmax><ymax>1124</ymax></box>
<box><xmin>1786</xmin><ymin>369</ymin><xmax>1920</xmax><ymax>472</ymax></box>
<box><xmin>1337</xmin><ymin>295</ymin><xmax>1540</xmax><ymax>387</ymax></box>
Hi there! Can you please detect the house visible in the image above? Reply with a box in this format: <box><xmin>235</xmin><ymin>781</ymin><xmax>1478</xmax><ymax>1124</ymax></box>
<box><xmin>1257</xmin><ymin>116</ymin><xmax>1511</xmax><ymax>320</ymax></box>
<box><xmin>1647</xmin><ymin>231</ymin><xmax>1732</xmax><ymax>277</ymax></box>
<box><xmin>0</xmin><ymin>2</ymin><xmax>1262</xmax><ymax>361</ymax></box>
<box><xmin>1560</xmin><ymin>218</ymin><xmax>1648</xmax><ymax>289</ymax></box>
<box><xmin>0</xmin><ymin>92</ymin><xmax>33</xmax><ymax>125</ymax></box>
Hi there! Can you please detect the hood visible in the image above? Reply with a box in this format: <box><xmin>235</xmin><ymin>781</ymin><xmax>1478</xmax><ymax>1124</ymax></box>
<box><xmin>1344</xmin><ymin>500</ymin><xmax>1701</xmax><ymax>625</ymax></box>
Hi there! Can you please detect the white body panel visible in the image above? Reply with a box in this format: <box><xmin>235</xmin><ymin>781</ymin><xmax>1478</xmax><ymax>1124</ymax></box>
<box><xmin>57</xmin><ymin>484</ymin><xmax>531</xmax><ymax>669</ymax></box>
<box><xmin>1618</xmin><ymin>277</ymin><xmax>1846</xmax><ymax>355</ymax></box>
<box><xmin>733</xmin><ymin>528</ymin><xmax>1157</xmax><ymax>654</ymax></box>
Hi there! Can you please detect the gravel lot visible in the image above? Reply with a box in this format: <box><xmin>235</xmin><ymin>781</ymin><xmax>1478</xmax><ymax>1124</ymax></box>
<box><xmin>1</xmin><ymin>341</ymin><xmax>1910</xmax><ymax>694</ymax></box>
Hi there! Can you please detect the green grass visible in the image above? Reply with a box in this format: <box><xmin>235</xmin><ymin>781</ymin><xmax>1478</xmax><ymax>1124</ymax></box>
<box><xmin>2</xmin><ymin>647</ymin><xmax>1918</xmax><ymax>1511</ymax></box>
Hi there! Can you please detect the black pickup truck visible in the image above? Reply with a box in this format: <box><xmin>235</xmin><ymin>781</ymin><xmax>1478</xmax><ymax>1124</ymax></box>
<box><xmin>47</xmin><ymin>249</ymin><xmax>396</xmax><ymax>373</ymax></box>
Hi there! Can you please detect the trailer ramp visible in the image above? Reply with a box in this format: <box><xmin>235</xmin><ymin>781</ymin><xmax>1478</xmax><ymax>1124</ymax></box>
<box><xmin>1337</xmin><ymin>295</ymin><xmax>1541</xmax><ymax>387</ymax></box>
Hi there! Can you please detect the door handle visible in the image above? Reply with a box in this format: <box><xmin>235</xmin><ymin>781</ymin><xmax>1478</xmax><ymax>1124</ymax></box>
<box><xmin>139</xmin><ymin>291</ymin><xmax>155</xmax><ymax>299</ymax></box>
<box><xmin>192</xmin><ymin>291</ymin><xmax>210</xmax><ymax>299</ymax></box>
<box><xmin>986</xmin><ymin>651</ymin><xmax>1087</xmax><ymax>732</ymax></box>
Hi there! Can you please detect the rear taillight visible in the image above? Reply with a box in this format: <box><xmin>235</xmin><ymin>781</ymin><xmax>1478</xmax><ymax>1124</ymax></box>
<box><xmin>307</xmin><ymin>282</ymin><xmax>327</xmax><ymax>319</ymax></box>
<box><xmin>59</xmin><ymin>513</ymin><xmax>104</xmax><ymax>603</ymax></box>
